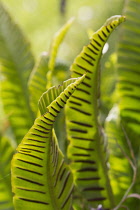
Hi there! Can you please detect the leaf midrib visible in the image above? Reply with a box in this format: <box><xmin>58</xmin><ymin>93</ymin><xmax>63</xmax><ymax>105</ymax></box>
<box><xmin>45</xmin><ymin>130</ymin><xmax>60</xmax><ymax>210</ymax></box>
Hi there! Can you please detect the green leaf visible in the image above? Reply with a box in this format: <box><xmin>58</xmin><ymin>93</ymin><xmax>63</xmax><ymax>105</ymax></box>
<box><xmin>112</xmin><ymin>1</ymin><xmax>140</xmax><ymax>208</ymax></box>
<box><xmin>38</xmin><ymin>77</ymin><xmax>79</xmax><ymax>155</ymax></box>
<box><xmin>0</xmin><ymin>135</ymin><xmax>15</xmax><ymax>210</ymax></box>
<box><xmin>0</xmin><ymin>2</ymin><xmax>35</xmax><ymax>143</ymax></box>
<box><xmin>116</xmin><ymin>0</ymin><xmax>140</xmax><ymax>154</ymax></box>
<box><xmin>38</xmin><ymin>78</ymin><xmax>79</xmax><ymax>115</ymax></box>
<box><xmin>28</xmin><ymin>53</ymin><xmax>50</xmax><ymax>115</ymax></box>
<box><xmin>11</xmin><ymin>76</ymin><xmax>85</xmax><ymax>210</ymax></box>
<box><xmin>28</xmin><ymin>52</ymin><xmax>70</xmax><ymax>156</ymax></box>
<box><xmin>38</xmin><ymin>77</ymin><xmax>80</xmax><ymax>156</ymax></box>
<box><xmin>28</xmin><ymin>18</ymin><xmax>73</xmax><ymax>116</ymax></box>
<box><xmin>28</xmin><ymin>53</ymin><xmax>69</xmax><ymax>115</ymax></box>
<box><xmin>46</xmin><ymin>18</ymin><xmax>74</xmax><ymax>89</ymax></box>
<box><xmin>101</xmin><ymin>53</ymin><xmax>117</xmax><ymax>116</ymax></box>
<box><xmin>65</xmin><ymin>15</ymin><xmax>125</xmax><ymax>208</ymax></box>
<box><xmin>105</xmin><ymin>106</ymin><xmax>132</xmax><ymax>204</ymax></box>
<box><xmin>48</xmin><ymin>17</ymin><xmax>74</xmax><ymax>71</ymax></box>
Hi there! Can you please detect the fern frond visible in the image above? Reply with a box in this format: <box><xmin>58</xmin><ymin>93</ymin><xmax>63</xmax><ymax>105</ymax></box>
<box><xmin>0</xmin><ymin>135</ymin><xmax>14</xmax><ymax>210</ymax></box>
<box><xmin>66</xmin><ymin>15</ymin><xmax>125</xmax><ymax>208</ymax></box>
<box><xmin>116</xmin><ymin>0</ymin><xmax>140</xmax><ymax>153</ymax></box>
<box><xmin>12</xmin><ymin>76</ymin><xmax>85</xmax><ymax>210</ymax></box>
<box><xmin>28</xmin><ymin>53</ymin><xmax>69</xmax><ymax>115</ymax></box>
<box><xmin>0</xmin><ymin>2</ymin><xmax>35</xmax><ymax>143</ymax></box>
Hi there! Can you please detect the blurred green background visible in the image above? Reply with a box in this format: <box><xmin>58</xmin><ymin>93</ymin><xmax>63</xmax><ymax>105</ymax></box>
<box><xmin>0</xmin><ymin>0</ymin><xmax>125</xmax><ymax>135</ymax></box>
<box><xmin>2</xmin><ymin>0</ymin><xmax>124</xmax><ymax>63</ymax></box>
<box><xmin>1</xmin><ymin>2</ymin><xmax>140</xmax><ymax>209</ymax></box>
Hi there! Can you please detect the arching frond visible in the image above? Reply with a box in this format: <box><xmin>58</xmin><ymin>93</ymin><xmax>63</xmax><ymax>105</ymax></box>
<box><xmin>65</xmin><ymin>15</ymin><xmax>125</xmax><ymax>208</ymax></box>
<box><xmin>11</xmin><ymin>76</ymin><xmax>85</xmax><ymax>210</ymax></box>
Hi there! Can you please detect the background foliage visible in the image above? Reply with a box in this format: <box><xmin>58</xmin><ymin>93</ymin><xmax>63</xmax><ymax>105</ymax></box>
<box><xmin>2</xmin><ymin>0</ymin><xmax>124</xmax><ymax>61</ymax></box>
<box><xmin>0</xmin><ymin>0</ymin><xmax>140</xmax><ymax>210</ymax></box>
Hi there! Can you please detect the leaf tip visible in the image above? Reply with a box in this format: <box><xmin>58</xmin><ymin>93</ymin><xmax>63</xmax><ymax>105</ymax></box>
<box><xmin>104</xmin><ymin>15</ymin><xmax>126</xmax><ymax>26</ymax></box>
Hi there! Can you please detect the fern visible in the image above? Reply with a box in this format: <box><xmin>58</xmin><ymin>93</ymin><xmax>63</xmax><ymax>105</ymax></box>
<box><xmin>105</xmin><ymin>106</ymin><xmax>132</xmax><ymax>205</ymax></box>
<box><xmin>11</xmin><ymin>76</ymin><xmax>85</xmax><ymax>210</ymax></box>
<box><xmin>0</xmin><ymin>2</ymin><xmax>35</xmax><ymax>144</ymax></box>
<box><xmin>116</xmin><ymin>0</ymin><xmax>140</xmax><ymax>153</ymax></box>
<box><xmin>1</xmin><ymin>1</ymin><xmax>139</xmax><ymax>209</ymax></box>
<box><xmin>28</xmin><ymin>53</ymin><xmax>69</xmax><ymax>115</ymax></box>
<box><xmin>105</xmin><ymin>0</ymin><xmax>140</xmax><ymax>208</ymax></box>
<box><xmin>65</xmin><ymin>15</ymin><xmax>125</xmax><ymax>209</ymax></box>
<box><xmin>0</xmin><ymin>135</ymin><xmax>14</xmax><ymax>210</ymax></box>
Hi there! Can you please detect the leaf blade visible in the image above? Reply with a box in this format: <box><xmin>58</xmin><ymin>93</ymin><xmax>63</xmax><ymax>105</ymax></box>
<box><xmin>12</xmin><ymin>76</ymin><xmax>85</xmax><ymax>210</ymax></box>
<box><xmin>0</xmin><ymin>135</ymin><xmax>14</xmax><ymax>210</ymax></box>
<box><xmin>0</xmin><ymin>2</ymin><xmax>35</xmax><ymax>143</ymax></box>
<box><xmin>65</xmin><ymin>15</ymin><xmax>125</xmax><ymax>208</ymax></box>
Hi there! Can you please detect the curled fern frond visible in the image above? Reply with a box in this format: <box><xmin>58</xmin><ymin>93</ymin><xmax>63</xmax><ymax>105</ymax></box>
<box><xmin>66</xmin><ymin>15</ymin><xmax>125</xmax><ymax>209</ymax></box>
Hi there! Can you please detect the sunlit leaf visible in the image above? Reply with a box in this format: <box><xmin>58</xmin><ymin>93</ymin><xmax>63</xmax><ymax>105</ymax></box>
<box><xmin>12</xmin><ymin>76</ymin><xmax>85</xmax><ymax>210</ymax></box>
<box><xmin>65</xmin><ymin>15</ymin><xmax>125</xmax><ymax>209</ymax></box>
<box><xmin>48</xmin><ymin>17</ymin><xmax>74</xmax><ymax>71</ymax></box>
